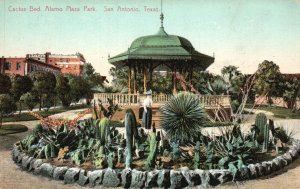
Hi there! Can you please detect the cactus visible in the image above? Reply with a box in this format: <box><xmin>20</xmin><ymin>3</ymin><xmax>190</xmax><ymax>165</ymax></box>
<box><xmin>193</xmin><ymin>141</ymin><xmax>201</xmax><ymax>169</ymax></box>
<box><xmin>124</xmin><ymin>108</ymin><xmax>138</xmax><ymax>168</ymax></box>
<box><xmin>170</xmin><ymin>141</ymin><xmax>181</xmax><ymax>162</ymax></box>
<box><xmin>145</xmin><ymin>127</ymin><xmax>159</xmax><ymax>170</ymax></box>
<box><xmin>205</xmin><ymin>141</ymin><xmax>214</xmax><ymax>169</ymax></box>
<box><xmin>95</xmin><ymin>145</ymin><xmax>107</xmax><ymax>168</ymax></box>
<box><xmin>117</xmin><ymin>147</ymin><xmax>124</xmax><ymax>164</ymax></box>
<box><xmin>255</xmin><ymin>113</ymin><xmax>269</xmax><ymax>152</ymax></box>
<box><xmin>97</xmin><ymin>118</ymin><xmax>110</xmax><ymax>145</ymax></box>
<box><xmin>107</xmin><ymin>151</ymin><xmax>115</xmax><ymax>168</ymax></box>
<box><xmin>92</xmin><ymin>100</ymin><xmax>99</xmax><ymax>120</ymax></box>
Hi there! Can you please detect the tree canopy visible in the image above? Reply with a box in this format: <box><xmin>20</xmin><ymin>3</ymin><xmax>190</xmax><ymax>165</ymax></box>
<box><xmin>30</xmin><ymin>71</ymin><xmax>57</xmax><ymax>110</ymax></box>
<box><xmin>254</xmin><ymin>60</ymin><xmax>281</xmax><ymax>104</ymax></box>
<box><xmin>0</xmin><ymin>74</ymin><xmax>11</xmax><ymax>94</ymax></box>
<box><xmin>0</xmin><ymin>94</ymin><xmax>17</xmax><ymax>127</ymax></box>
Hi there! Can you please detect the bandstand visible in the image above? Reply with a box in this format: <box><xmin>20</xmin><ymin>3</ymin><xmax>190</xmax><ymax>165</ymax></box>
<box><xmin>95</xmin><ymin>13</ymin><xmax>232</xmax><ymax>124</ymax></box>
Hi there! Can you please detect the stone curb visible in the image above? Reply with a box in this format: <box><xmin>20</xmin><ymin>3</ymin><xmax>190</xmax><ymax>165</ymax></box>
<box><xmin>11</xmin><ymin>139</ymin><xmax>300</xmax><ymax>188</ymax></box>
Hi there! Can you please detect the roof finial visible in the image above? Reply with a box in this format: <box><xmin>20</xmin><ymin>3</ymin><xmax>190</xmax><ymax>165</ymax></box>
<box><xmin>160</xmin><ymin>0</ymin><xmax>164</xmax><ymax>27</ymax></box>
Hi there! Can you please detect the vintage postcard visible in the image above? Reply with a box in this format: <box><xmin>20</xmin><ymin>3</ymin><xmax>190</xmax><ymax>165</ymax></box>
<box><xmin>1</xmin><ymin>0</ymin><xmax>300</xmax><ymax>189</ymax></box>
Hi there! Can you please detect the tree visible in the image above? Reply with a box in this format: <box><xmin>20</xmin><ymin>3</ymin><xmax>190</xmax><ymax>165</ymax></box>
<box><xmin>20</xmin><ymin>92</ymin><xmax>39</xmax><ymax>111</ymax></box>
<box><xmin>254</xmin><ymin>60</ymin><xmax>281</xmax><ymax>105</ymax></box>
<box><xmin>281</xmin><ymin>76</ymin><xmax>300</xmax><ymax>112</ymax></box>
<box><xmin>192</xmin><ymin>71</ymin><xmax>215</xmax><ymax>94</ymax></box>
<box><xmin>82</xmin><ymin>63</ymin><xmax>95</xmax><ymax>78</ymax></box>
<box><xmin>221</xmin><ymin>66</ymin><xmax>241</xmax><ymax>83</ymax></box>
<box><xmin>109</xmin><ymin>66</ymin><xmax>173</xmax><ymax>94</ymax></box>
<box><xmin>56</xmin><ymin>74</ymin><xmax>72</xmax><ymax>107</ymax></box>
<box><xmin>0</xmin><ymin>74</ymin><xmax>11</xmax><ymax>94</ymax></box>
<box><xmin>10</xmin><ymin>75</ymin><xmax>33</xmax><ymax>113</ymax></box>
<box><xmin>109</xmin><ymin>67</ymin><xmax>128</xmax><ymax>89</ymax></box>
<box><xmin>0</xmin><ymin>94</ymin><xmax>17</xmax><ymax>128</ymax></box>
<box><xmin>82</xmin><ymin>63</ymin><xmax>106</xmax><ymax>88</ymax></box>
<box><xmin>207</xmin><ymin>76</ymin><xmax>227</xmax><ymax>95</ymax></box>
<box><xmin>228</xmin><ymin>74</ymin><xmax>249</xmax><ymax>112</ymax></box>
<box><xmin>30</xmin><ymin>71</ymin><xmax>56</xmax><ymax>111</ymax></box>
<box><xmin>69</xmin><ymin>75</ymin><xmax>92</xmax><ymax>103</ymax></box>
<box><xmin>151</xmin><ymin>73</ymin><xmax>172</xmax><ymax>94</ymax></box>
<box><xmin>221</xmin><ymin>66</ymin><xmax>242</xmax><ymax>95</ymax></box>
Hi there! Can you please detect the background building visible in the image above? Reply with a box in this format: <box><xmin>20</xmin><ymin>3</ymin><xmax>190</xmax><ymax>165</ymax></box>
<box><xmin>27</xmin><ymin>52</ymin><xmax>86</xmax><ymax>75</ymax></box>
<box><xmin>0</xmin><ymin>52</ymin><xmax>86</xmax><ymax>76</ymax></box>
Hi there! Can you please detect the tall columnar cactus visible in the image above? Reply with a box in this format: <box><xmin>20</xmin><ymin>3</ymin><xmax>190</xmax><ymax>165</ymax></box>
<box><xmin>97</xmin><ymin>118</ymin><xmax>110</xmax><ymax>145</ymax></box>
<box><xmin>255</xmin><ymin>113</ymin><xmax>269</xmax><ymax>152</ymax></box>
<box><xmin>95</xmin><ymin>144</ymin><xmax>106</xmax><ymax>168</ymax></box>
<box><xmin>124</xmin><ymin>108</ymin><xmax>138</xmax><ymax>168</ymax></box>
<box><xmin>145</xmin><ymin>128</ymin><xmax>159</xmax><ymax>170</ymax></box>
<box><xmin>205</xmin><ymin>141</ymin><xmax>214</xmax><ymax>169</ymax></box>
<box><xmin>95</xmin><ymin>118</ymin><xmax>110</xmax><ymax>168</ymax></box>
<box><xmin>194</xmin><ymin>141</ymin><xmax>201</xmax><ymax>169</ymax></box>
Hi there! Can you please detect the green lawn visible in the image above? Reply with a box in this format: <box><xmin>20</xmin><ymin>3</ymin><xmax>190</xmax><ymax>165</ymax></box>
<box><xmin>252</xmin><ymin>105</ymin><xmax>300</xmax><ymax>119</ymax></box>
<box><xmin>0</xmin><ymin>124</ymin><xmax>28</xmax><ymax>135</ymax></box>
<box><xmin>2</xmin><ymin>104</ymin><xmax>90</xmax><ymax>122</ymax></box>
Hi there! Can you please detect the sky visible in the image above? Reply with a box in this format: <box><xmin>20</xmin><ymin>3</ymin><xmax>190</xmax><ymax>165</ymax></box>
<box><xmin>1</xmin><ymin>0</ymin><xmax>300</xmax><ymax>81</ymax></box>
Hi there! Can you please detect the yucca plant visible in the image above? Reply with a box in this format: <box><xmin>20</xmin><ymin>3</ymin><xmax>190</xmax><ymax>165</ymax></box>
<box><xmin>160</xmin><ymin>92</ymin><xmax>206</xmax><ymax>143</ymax></box>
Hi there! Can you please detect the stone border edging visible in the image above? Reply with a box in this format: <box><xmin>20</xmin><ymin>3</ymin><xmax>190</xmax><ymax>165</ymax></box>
<box><xmin>11</xmin><ymin>139</ymin><xmax>300</xmax><ymax>188</ymax></box>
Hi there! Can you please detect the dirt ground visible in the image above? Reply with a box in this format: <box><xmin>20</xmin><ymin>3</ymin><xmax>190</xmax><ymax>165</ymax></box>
<box><xmin>1</xmin><ymin>110</ymin><xmax>300</xmax><ymax>189</ymax></box>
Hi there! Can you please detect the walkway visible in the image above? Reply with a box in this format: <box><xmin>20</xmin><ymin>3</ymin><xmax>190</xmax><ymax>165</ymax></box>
<box><xmin>0</xmin><ymin>109</ymin><xmax>300</xmax><ymax>189</ymax></box>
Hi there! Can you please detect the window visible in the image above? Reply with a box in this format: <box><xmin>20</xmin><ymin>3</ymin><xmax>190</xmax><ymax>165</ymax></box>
<box><xmin>16</xmin><ymin>62</ymin><xmax>21</xmax><ymax>70</ymax></box>
<box><xmin>4</xmin><ymin>62</ymin><xmax>11</xmax><ymax>70</ymax></box>
<box><xmin>73</xmin><ymin>65</ymin><xmax>76</xmax><ymax>70</ymax></box>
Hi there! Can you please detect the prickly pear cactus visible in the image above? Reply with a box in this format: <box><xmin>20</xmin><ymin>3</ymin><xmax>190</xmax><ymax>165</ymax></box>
<box><xmin>255</xmin><ymin>113</ymin><xmax>269</xmax><ymax>152</ymax></box>
<box><xmin>124</xmin><ymin>108</ymin><xmax>137</xmax><ymax>168</ymax></box>
<box><xmin>194</xmin><ymin>141</ymin><xmax>201</xmax><ymax>169</ymax></box>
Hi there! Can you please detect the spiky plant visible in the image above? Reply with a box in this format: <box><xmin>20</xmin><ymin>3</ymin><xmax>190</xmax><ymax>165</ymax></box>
<box><xmin>160</xmin><ymin>92</ymin><xmax>206</xmax><ymax>143</ymax></box>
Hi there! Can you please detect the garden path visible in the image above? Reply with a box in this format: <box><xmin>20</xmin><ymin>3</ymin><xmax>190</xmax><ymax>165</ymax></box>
<box><xmin>1</xmin><ymin>109</ymin><xmax>300</xmax><ymax>189</ymax></box>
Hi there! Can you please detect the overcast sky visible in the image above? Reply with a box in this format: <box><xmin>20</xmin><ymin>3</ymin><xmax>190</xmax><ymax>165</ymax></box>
<box><xmin>1</xmin><ymin>0</ymin><xmax>300</xmax><ymax>80</ymax></box>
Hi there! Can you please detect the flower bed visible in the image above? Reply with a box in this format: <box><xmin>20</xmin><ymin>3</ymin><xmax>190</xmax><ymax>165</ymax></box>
<box><xmin>12</xmin><ymin>139</ymin><xmax>300</xmax><ymax>188</ymax></box>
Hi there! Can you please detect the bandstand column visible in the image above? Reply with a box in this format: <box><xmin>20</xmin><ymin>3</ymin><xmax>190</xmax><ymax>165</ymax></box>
<box><xmin>133</xmin><ymin>64</ymin><xmax>137</xmax><ymax>94</ymax></box>
<box><xmin>149</xmin><ymin>62</ymin><xmax>153</xmax><ymax>89</ymax></box>
<box><xmin>172</xmin><ymin>66</ymin><xmax>177</xmax><ymax>94</ymax></box>
<box><xmin>128</xmin><ymin>64</ymin><xmax>132</xmax><ymax>94</ymax></box>
<box><xmin>143</xmin><ymin>64</ymin><xmax>147</xmax><ymax>94</ymax></box>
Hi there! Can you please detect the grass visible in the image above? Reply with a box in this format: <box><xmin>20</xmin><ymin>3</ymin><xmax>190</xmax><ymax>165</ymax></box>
<box><xmin>0</xmin><ymin>124</ymin><xmax>28</xmax><ymax>135</ymax></box>
<box><xmin>2</xmin><ymin>104</ymin><xmax>91</xmax><ymax>122</ymax></box>
<box><xmin>250</xmin><ymin>105</ymin><xmax>300</xmax><ymax>119</ymax></box>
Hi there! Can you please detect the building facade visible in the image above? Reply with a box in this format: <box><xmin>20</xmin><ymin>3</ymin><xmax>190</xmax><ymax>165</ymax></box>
<box><xmin>0</xmin><ymin>56</ymin><xmax>61</xmax><ymax>76</ymax></box>
<box><xmin>0</xmin><ymin>52</ymin><xmax>86</xmax><ymax>76</ymax></box>
<box><xmin>27</xmin><ymin>52</ymin><xmax>86</xmax><ymax>75</ymax></box>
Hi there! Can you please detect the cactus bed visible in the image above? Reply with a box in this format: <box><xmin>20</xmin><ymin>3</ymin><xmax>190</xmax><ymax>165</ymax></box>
<box><xmin>12</xmin><ymin>93</ymin><xmax>300</xmax><ymax>188</ymax></box>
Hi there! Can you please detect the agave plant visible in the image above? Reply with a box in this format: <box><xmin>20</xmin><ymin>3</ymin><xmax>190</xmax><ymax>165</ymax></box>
<box><xmin>160</xmin><ymin>92</ymin><xmax>206</xmax><ymax>143</ymax></box>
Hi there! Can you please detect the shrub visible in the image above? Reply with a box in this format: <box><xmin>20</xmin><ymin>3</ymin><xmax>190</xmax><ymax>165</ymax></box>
<box><xmin>0</xmin><ymin>94</ymin><xmax>17</xmax><ymax>127</ymax></box>
<box><xmin>160</xmin><ymin>92</ymin><xmax>206</xmax><ymax>143</ymax></box>
<box><xmin>20</xmin><ymin>92</ymin><xmax>38</xmax><ymax>111</ymax></box>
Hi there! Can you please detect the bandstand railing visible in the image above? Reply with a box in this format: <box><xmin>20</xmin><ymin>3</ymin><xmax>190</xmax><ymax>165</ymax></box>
<box><xmin>94</xmin><ymin>93</ymin><xmax>231</xmax><ymax>108</ymax></box>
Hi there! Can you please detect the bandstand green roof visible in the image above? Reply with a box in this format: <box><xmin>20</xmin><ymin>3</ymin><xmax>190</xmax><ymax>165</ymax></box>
<box><xmin>109</xmin><ymin>17</ymin><xmax>214</xmax><ymax>70</ymax></box>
